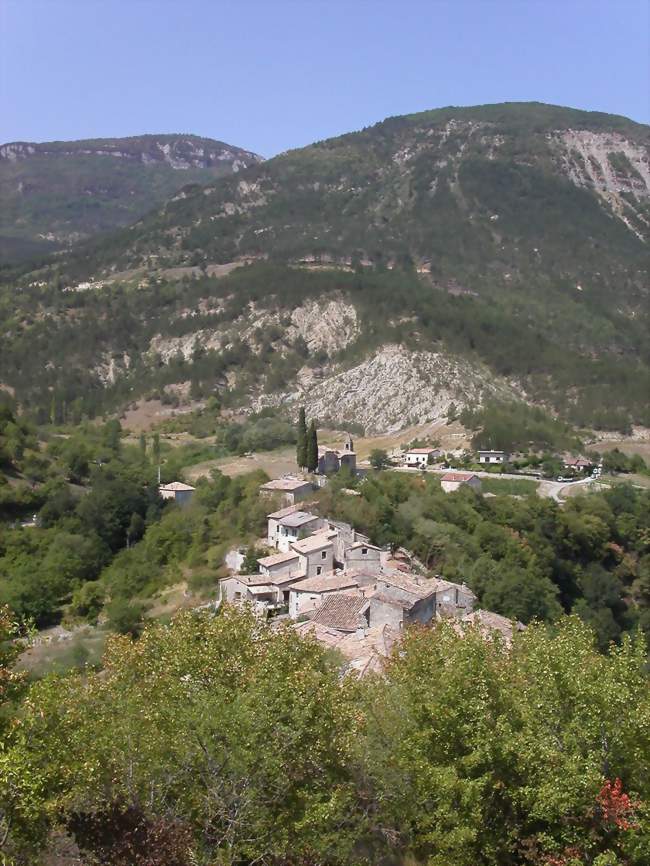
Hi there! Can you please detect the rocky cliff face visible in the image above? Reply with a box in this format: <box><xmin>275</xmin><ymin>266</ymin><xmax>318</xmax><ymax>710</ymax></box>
<box><xmin>0</xmin><ymin>134</ymin><xmax>262</xmax><ymax>262</ymax></box>
<box><xmin>0</xmin><ymin>136</ymin><xmax>262</xmax><ymax>172</ymax></box>
<box><xmin>252</xmin><ymin>344</ymin><xmax>520</xmax><ymax>434</ymax></box>
<box><xmin>555</xmin><ymin>130</ymin><xmax>650</xmax><ymax>239</ymax></box>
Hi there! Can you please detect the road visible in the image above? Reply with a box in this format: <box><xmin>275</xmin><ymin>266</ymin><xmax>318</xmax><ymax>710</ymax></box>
<box><xmin>394</xmin><ymin>465</ymin><xmax>597</xmax><ymax>502</ymax></box>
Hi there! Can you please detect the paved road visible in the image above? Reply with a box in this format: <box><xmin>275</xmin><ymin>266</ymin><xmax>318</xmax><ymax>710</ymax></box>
<box><xmin>395</xmin><ymin>465</ymin><xmax>596</xmax><ymax>501</ymax></box>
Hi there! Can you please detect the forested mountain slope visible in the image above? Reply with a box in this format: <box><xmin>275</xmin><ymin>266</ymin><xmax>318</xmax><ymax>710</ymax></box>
<box><xmin>0</xmin><ymin>134</ymin><xmax>262</xmax><ymax>262</ymax></box>
<box><xmin>2</xmin><ymin>103</ymin><xmax>649</xmax><ymax>430</ymax></box>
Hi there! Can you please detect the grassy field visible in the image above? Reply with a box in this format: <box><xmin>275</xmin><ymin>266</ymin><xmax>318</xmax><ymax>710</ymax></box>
<box><xmin>480</xmin><ymin>477</ymin><xmax>539</xmax><ymax>496</ymax></box>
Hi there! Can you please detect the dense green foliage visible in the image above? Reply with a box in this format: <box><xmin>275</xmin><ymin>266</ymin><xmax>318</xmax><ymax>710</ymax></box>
<box><xmin>460</xmin><ymin>400</ymin><xmax>583</xmax><ymax>452</ymax></box>
<box><xmin>2</xmin><ymin>610</ymin><xmax>649</xmax><ymax>864</ymax></box>
<box><xmin>0</xmin><ymin>134</ymin><xmax>260</xmax><ymax>263</ymax></box>
<box><xmin>0</xmin><ymin>425</ymin><xmax>269</xmax><ymax>628</ymax></box>
<box><xmin>319</xmin><ymin>472</ymin><xmax>650</xmax><ymax>648</ymax></box>
<box><xmin>2</xmin><ymin>262</ymin><xmax>648</xmax><ymax>431</ymax></box>
<box><xmin>1</xmin><ymin>103</ymin><xmax>648</xmax><ymax>430</ymax></box>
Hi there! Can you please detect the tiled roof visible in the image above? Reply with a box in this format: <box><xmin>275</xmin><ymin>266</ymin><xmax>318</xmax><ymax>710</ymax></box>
<box><xmin>279</xmin><ymin>511</ymin><xmax>320</xmax><ymax>528</ymax></box>
<box><xmin>291</xmin><ymin>535</ymin><xmax>334</xmax><ymax>554</ymax></box>
<box><xmin>261</xmin><ymin>478</ymin><xmax>311</xmax><ymax>492</ymax></box>
<box><xmin>159</xmin><ymin>481</ymin><xmax>195</xmax><ymax>491</ymax></box>
<box><xmin>377</xmin><ymin>572</ymin><xmax>437</xmax><ymax>598</ymax></box>
<box><xmin>310</xmin><ymin>595</ymin><xmax>369</xmax><ymax>631</ymax></box>
<box><xmin>347</xmin><ymin>541</ymin><xmax>381</xmax><ymax>551</ymax></box>
<box><xmin>291</xmin><ymin>574</ymin><xmax>358</xmax><ymax>593</ymax></box>
<box><xmin>267</xmin><ymin>503</ymin><xmax>303</xmax><ymax>519</ymax></box>
<box><xmin>258</xmin><ymin>550</ymin><xmax>300</xmax><ymax>568</ymax></box>
<box><xmin>406</xmin><ymin>447</ymin><xmax>439</xmax><ymax>454</ymax></box>
<box><xmin>441</xmin><ymin>472</ymin><xmax>478</xmax><ymax>482</ymax></box>
<box><xmin>369</xmin><ymin>591</ymin><xmax>414</xmax><ymax>610</ymax></box>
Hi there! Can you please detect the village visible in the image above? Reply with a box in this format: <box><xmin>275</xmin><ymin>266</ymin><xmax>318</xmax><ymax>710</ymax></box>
<box><xmin>159</xmin><ymin>433</ymin><xmax>537</xmax><ymax>675</ymax></box>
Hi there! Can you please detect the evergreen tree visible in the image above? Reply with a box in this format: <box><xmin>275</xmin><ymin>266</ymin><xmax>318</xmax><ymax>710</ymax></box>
<box><xmin>152</xmin><ymin>433</ymin><xmax>161</xmax><ymax>465</ymax></box>
<box><xmin>306</xmin><ymin>420</ymin><xmax>319</xmax><ymax>473</ymax></box>
<box><xmin>296</xmin><ymin>407</ymin><xmax>308</xmax><ymax>468</ymax></box>
<box><xmin>139</xmin><ymin>433</ymin><xmax>146</xmax><ymax>456</ymax></box>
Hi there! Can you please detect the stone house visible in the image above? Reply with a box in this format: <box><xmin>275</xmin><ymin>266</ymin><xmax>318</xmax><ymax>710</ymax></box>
<box><xmin>369</xmin><ymin>572</ymin><xmax>475</xmax><ymax>629</ymax></box>
<box><xmin>404</xmin><ymin>447</ymin><xmax>442</xmax><ymax>468</ymax></box>
<box><xmin>343</xmin><ymin>541</ymin><xmax>382</xmax><ymax>573</ymax></box>
<box><xmin>440</xmin><ymin>471</ymin><xmax>482</xmax><ymax>493</ymax></box>
<box><xmin>259</xmin><ymin>477</ymin><xmax>313</xmax><ymax>506</ymax></box>
<box><xmin>370</xmin><ymin>573</ymin><xmax>438</xmax><ymax>629</ymax></box>
<box><xmin>272</xmin><ymin>511</ymin><xmax>324</xmax><ymax>552</ymax></box>
<box><xmin>266</xmin><ymin>503</ymin><xmax>302</xmax><ymax>547</ymax></box>
<box><xmin>257</xmin><ymin>550</ymin><xmax>304</xmax><ymax>582</ymax></box>
<box><xmin>220</xmin><ymin>574</ymin><xmax>281</xmax><ymax>610</ymax></box>
<box><xmin>317</xmin><ymin>433</ymin><xmax>357</xmax><ymax>476</ymax></box>
<box><xmin>290</xmin><ymin>533</ymin><xmax>335</xmax><ymax>578</ymax></box>
<box><xmin>289</xmin><ymin>573</ymin><xmax>361</xmax><ymax>620</ymax></box>
<box><xmin>477</xmin><ymin>450</ymin><xmax>509</xmax><ymax>464</ymax></box>
<box><xmin>159</xmin><ymin>481</ymin><xmax>195</xmax><ymax>505</ymax></box>
<box><xmin>309</xmin><ymin>594</ymin><xmax>371</xmax><ymax>632</ymax></box>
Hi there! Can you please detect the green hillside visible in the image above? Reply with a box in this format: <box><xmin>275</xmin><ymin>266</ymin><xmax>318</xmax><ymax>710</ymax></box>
<box><xmin>0</xmin><ymin>134</ymin><xmax>261</xmax><ymax>263</ymax></box>
<box><xmin>1</xmin><ymin>103</ymin><xmax>649</xmax><ymax>430</ymax></box>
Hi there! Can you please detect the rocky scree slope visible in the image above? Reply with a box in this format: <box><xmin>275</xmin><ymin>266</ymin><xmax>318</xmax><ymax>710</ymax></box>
<box><xmin>0</xmin><ymin>134</ymin><xmax>262</xmax><ymax>263</ymax></box>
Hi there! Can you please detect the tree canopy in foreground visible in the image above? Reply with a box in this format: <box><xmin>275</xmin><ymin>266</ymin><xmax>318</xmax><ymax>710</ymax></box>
<box><xmin>2</xmin><ymin>608</ymin><xmax>649</xmax><ymax>865</ymax></box>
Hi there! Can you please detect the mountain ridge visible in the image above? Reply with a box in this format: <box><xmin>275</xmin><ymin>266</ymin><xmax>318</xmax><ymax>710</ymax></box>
<box><xmin>1</xmin><ymin>103</ymin><xmax>649</xmax><ymax>433</ymax></box>
<box><xmin>0</xmin><ymin>133</ymin><xmax>262</xmax><ymax>263</ymax></box>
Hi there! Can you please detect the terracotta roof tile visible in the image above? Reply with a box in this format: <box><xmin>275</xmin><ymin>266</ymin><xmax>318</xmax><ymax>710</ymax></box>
<box><xmin>310</xmin><ymin>595</ymin><xmax>369</xmax><ymax>631</ymax></box>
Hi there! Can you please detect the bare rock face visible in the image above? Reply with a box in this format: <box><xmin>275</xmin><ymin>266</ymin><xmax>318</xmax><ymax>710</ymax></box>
<box><xmin>147</xmin><ymin>295</ymin><xmax>359</xmax><ymax>362</ymax></box>
<box><xmin>286</xmin><ymin>299</ymin><xmax>359</xmax><ymax>355</ymax></box>
<box><xmin>555</xmin><ymin>130</ymin><xmax>650</xmax><ymax>240</ymax></box>
<box><xmin>253</xmin><ymin>344</ymin><xmax>520</xmax><ymax>434</ymax></box>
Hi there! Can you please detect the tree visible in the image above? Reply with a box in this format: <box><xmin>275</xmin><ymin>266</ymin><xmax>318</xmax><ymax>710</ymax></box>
<box><xmin>306</xmin><ymin>419</ymin><xmax>318</xmax><ymax>473</ymax></box>
<box><xmin>296</xmin><ymin>407</ymin><xmax>307</xmax><ymax>468</ymax></box>
<box><xmin>106</xmin><ymin>598</ymin><xmax>145</xmax><ymax>636</ymax></box>
<box><xmin>369</xmin><ymin>449</ymin><xmax>390</xmax><ymax>470</ymax></box>
<box><xmin>240</xmin><ymin>544</ymin><xmax>263</xmax><ymax>574</ymax></box>
<box><xmin>12</xmin><ymin>609</ymin><xmax>361</xmax><ymax>863</ymax></box>
<box><xmin>139</xmin><ymin>433</ymin><xmax>147</xmax><ymax>456</ymax></box>
<box><xmin>127</xmin><ymin>512</ymin><xmax>145</xmax><ymax>548</ymax></box>
<box><xmin>362</xmin><ymin>617</ymin><xmax>650</xmax><ymax>866</ymax></box>
<box><xmin>152</xmin><ymin>433</ymin><xmax>161</xmax><ymax>467</ymax></box>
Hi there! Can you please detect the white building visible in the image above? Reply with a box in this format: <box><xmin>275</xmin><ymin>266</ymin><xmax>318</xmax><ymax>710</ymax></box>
<box><xmin>159</xmin><ymin>481</ymin><xmax>195</xmax><ymax>505</ymax></box>
<box><xmin>273</xmin><ymin>511</ymin><xmax>324</xmax><ymax>552</ymax></box>
<box><xmin>477</xmin><ymin>450</ymin><xmax>509</xmax><ymax>464</ymax></box>
<box><xmin>404</xmin><ymin>447</ymin><xmax>442</xmax><ymax>468</ymax></box>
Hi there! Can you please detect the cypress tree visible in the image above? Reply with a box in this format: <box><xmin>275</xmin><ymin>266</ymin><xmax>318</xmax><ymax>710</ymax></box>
<box><xmin>296</xmin><ymin>407</ymin><xmax>307</xmax><ymax>468</ymax></box>
<box><xmin>306</xmin><ymin>420</ymin><xmax>319</xmax><ymax>473</ymax></box>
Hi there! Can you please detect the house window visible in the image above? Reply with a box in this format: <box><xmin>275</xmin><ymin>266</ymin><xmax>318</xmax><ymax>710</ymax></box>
<box><xmin>321</xmin><ymin>550</ymin><xmax>327</xmax><ymax>559</ymax></box>
<box><xmin>361</xmin><ymin>547</ymin><xmax>368</xmax><ymax>555</ymax></box>
<box><xmin>234</xmin><ymin>592</ymin><xmax>241</xmax><ymax>600</ymax></box>
<box><xmin>316</xmin><ymin>566</ymin><xmax>323</xmax><ymax>575</ymax></box>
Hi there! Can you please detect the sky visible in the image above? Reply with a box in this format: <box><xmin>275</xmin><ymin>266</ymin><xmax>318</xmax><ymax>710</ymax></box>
<box><xmin>1</xmin><ymin>0</ymin><xmax>648</xmax><ymax>157</ymax></box>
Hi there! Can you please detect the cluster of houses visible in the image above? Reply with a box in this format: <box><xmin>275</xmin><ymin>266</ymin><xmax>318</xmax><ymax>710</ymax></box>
<box><xmin>402</xmin><ymin>447</ymin><xmax>510</xmax><ymax>468</ymax></box>
<box><xmin>221</xmin><ymin>481</ymin><xmax>521</xmax><ymax>674</ymax></box>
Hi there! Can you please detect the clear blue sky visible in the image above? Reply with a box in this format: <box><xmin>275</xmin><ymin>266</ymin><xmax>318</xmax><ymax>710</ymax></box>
<box><xmin>1</xmin><ymin>0</ymin><xmax>648</xmax><ymax>157</ymax></box>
